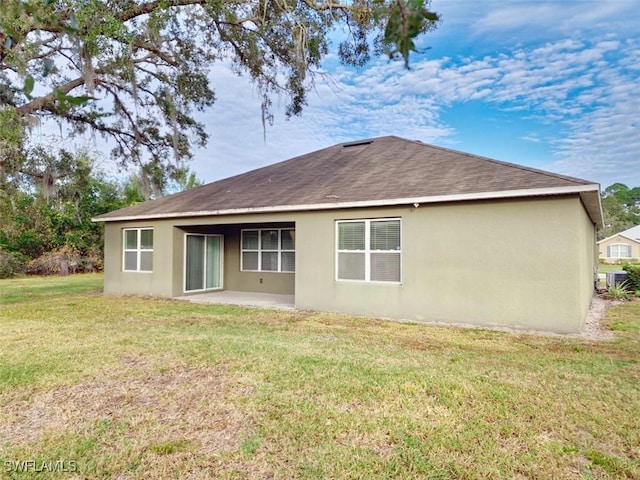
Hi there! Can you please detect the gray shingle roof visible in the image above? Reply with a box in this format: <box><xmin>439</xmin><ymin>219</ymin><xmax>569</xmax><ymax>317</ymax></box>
<box><xmin>620</xmin><ymin>224</ymin><xmax>640</xmax><ymax>240</ymax></box>
<box><xmin>94</xmin><ymin>136</ymin><xmax>602</xmax><ymax>226</ymax></box>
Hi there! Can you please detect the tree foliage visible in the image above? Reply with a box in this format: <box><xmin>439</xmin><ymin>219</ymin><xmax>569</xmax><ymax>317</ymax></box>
<box><xmin>0</xmin><ymin>147</ymin><xmax>201</xmax><ymax>277</ymax></box>
<box><xmin>0</xmin><ymin>0</ymin><xmax>440</xmax><ymax>187</ymax></box>
<box><xmin>1</xmin><ymin>149</ymin><xmax>118</xmax><ymax>261</ymax></box>
<box><xmin>600</xmin><ymin>183</ymin><xmax>640</xmax><ymax>239</ymax></box>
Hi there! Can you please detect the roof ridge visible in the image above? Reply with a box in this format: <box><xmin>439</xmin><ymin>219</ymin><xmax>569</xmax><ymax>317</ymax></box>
<box><xmin>94</xmin><ymin>135</ymin><xmax>602</xmax><ymax>225</ymax></box>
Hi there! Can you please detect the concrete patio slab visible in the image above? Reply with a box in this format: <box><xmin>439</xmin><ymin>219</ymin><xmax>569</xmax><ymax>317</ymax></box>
<box><xmin>178</xmin><ymin>291</ymin><xmax>295</xmax><ymax>310</ymax></box>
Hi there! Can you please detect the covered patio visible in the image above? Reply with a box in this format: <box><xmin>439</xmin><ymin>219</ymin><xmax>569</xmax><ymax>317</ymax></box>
<box><xmin>178</xmin><ymin>290</ymin><xmax>295</xmax><ymax>310</ymax></box>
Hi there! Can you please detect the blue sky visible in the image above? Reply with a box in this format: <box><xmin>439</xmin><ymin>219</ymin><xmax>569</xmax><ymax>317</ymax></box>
<box><xmin>190</xmin><ymin>0</ymin><xmax>640</xmax><ymax>189</ymax></box>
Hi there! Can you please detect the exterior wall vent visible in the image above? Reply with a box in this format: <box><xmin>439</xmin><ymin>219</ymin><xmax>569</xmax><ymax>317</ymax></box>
<box><xmin>342</xmin><ymin>140</ymin><xmax>373</xmax><ymax>148</ymax></box>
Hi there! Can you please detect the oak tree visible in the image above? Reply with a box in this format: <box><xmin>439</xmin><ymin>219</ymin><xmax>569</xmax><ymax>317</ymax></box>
<box><xmin>0</xmin><ymin>0</ymin><xmax>440</xmax><ymax>191</ymax></box>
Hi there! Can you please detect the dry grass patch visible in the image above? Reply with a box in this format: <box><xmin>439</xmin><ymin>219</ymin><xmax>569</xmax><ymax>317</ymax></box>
<box><xmin>2</xmin><ymin>356</ymin><xmax>247</xmax><ymax>446</ymax></box>
<box><xmin>2</xmin><ymin>356</ymin><xmax>258</xmax><ymax>479</ymax></box>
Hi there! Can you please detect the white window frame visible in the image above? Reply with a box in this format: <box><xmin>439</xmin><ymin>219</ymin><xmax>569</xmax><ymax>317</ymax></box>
<box><xmin>122</xmin><ymin>228</ymin><xmax>153</xmax><ymax>272</ymax></box>
<box><xmin>335</xmin><ymin>218</ymin><xmax>401</xmax><ymax>284</ymax></box>
<box><xmin>240</xmin><ymin>228</ymin><xmax>295</xmax><ymax>273</ymax></box>
<box><xmin>609</xmin><ymin>243</ymin><xmax>632</xmax><ymax>258</ymax></box>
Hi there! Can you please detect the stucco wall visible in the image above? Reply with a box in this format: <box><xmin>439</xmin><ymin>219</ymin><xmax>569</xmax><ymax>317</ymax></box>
<box><xmin>598</xmin><ymin>234</ymin><xmax>640</xmax><ymax>262</ymax></box>
<box><xmin>577</xmin><ymin>201</ymin><xmax>598</xmax><ymax>323</ymax></box>
<box><xmin>295</xmin><ymin>196</ymin><xmax>594</xmax><ymax>333</ymax></box>
<box><xmin>222</xmin><ymin>228</ymin><xmax>295</xmax><ymax>295</ymax></box>
<box><xmin>105</xmin><ymin>217</ymin><xmax>295</xmax><ymax>297</ymax></box>
<box><xmin>103</xmin><ymin>220</ymin><xmax>175</xmax><ymax>297</ymax></box>
<box><xmin>102</xmin><ymin>195</ymin><xmax>595</xmax><ymax>333</ymax></box>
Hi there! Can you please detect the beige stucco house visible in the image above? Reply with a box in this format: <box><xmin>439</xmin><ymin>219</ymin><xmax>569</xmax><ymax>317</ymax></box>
<box><xmin>94</xmin><ymin>136</ymin><xmax>603</xmax><ymax>333</ymax></box>
<box><xmin>598</xmin><ymin>225</ymin><xmax>640</xmax><ymax>263</ymax></box>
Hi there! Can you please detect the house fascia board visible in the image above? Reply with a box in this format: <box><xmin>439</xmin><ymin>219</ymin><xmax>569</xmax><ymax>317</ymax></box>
<box><xmin>586</xmin><ymin>189</ymin><xmax>605</xmax><ymax>230</ymax></box>
<box><xmin>93</xmin><ymin>184</ymin><xmax>601</xmax><ymax>224</ymax></box>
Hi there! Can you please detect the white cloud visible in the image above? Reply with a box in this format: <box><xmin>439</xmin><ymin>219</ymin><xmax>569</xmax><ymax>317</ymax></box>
<box><xmin>177</xmin><ymin>0</ymin><xmax>640</xmax><ymax>189</ymax></box>
<box><xmin>192</xmin><ymin>32</ymin><xmax>639</xmax><ymax>188</ymax></box>
<box><xmin>550</xmin><ymin>42</ymin><xmax>640</xmax><ymax>183</ymax></box>
<box><xmin>462</xmin><ymin>0</ymin><xmax>639</xmax><ymax>38</ymax></box>
<box><xmin>521</xmin><ymin>134</ymin><xmax>542</xmax><ymax>143</ymax></box>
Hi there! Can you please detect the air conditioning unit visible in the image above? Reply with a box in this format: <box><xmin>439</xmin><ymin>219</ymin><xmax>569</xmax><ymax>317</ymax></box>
<box><xmin>606</xmin><ymin>271</ymin><xmax>629</xmax><ymax>289</ymax></box>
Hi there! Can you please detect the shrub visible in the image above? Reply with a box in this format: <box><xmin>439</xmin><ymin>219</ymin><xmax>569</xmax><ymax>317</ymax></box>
<box><xmin>0</xmin><ymin>249</ymin><xmax>26</xmax><ymax>279</ymax></box>
<box><xmin>26</xmin><ymin>246</ymin><xmax>83</xmax><ymax>276</ymax></box>
<box><xmin>602</xmin><ymin>257</ymin><xmax>640</xmax><ymax>265</ymax></box>
<box><xmin>81</xmin><ymin>247</ymin><xmax>104</xmax><ymax>273</ymax></box>
<box><xmin>26</xmin><ymin>245</ymin><xmax>104</xmax><ymax>275</ymax></box>
<box><xmin>604</xmin><ymin>281</ymin><xmax>632</xmax><ymax>300</ymax></box>
<box><xmin>622</xmin><ymin>264</ymin><xmax>640</xmax><ymax>291</ymax></box>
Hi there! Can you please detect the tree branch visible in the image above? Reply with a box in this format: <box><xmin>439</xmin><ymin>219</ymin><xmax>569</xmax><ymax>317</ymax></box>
<box><xmin>16</xmin><ymin>77</ymin><xmax>86</xmax><ymax>115</ymax></box>
<box><xmin>115</xmin><ymin>0</ymin><xmax>209</xmax><ymax>23</ymax></box>
<box><xmin>98</xmin><ymin>81</ymin><xmax>144</xmax><ymax>143</ymax></box>
<box><xmin>299</xmin><ymin>0</ymin><xmax>351</xmax><ymax>12</ymax></box>
<box><xmin>132</xmin><ymin>40</ymin><xmax>179</xmax><ymax>67</ymax></box>
<box><xmin>64</xmin><ymin>112</ymin><xmax>138</xmax><ymax>143</ymax></box>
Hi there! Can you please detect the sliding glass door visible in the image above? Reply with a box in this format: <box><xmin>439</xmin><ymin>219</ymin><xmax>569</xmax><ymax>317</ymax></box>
<box><xmin>185</xmin><ymin>234</ymin><xmax>223</xmax><ymax>292</ymax></box>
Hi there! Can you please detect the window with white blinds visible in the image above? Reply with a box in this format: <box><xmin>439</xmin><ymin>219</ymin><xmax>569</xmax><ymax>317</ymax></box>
<box><xmin>241</xmin><ymin>229</ymin><xmax>295</xmax><ymax>272</ymax></box>
<box><xmin>336</xmin><ymin>219</ymin><xmax>401</xmax><ymax>283</ymax></box>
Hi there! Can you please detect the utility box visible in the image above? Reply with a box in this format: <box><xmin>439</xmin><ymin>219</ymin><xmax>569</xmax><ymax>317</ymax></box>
<box><xmin>606</xmin><ymin>271</ymin><xmax>629</xmax><ymax>289</ymax></box>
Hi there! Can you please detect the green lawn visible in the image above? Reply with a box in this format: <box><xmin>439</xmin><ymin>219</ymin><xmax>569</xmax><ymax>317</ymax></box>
<box><xmin>1</xmin><ymin>274</ymin><xmax>639</xmax><ymax>479</ymax></box>
<box><xmin>598</xmin><ymin>263</ymin><xmax>632</xmax><ymax>274</ymax></box>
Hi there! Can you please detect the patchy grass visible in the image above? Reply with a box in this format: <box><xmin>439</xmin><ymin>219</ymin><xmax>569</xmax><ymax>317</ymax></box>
<box><xmin>0</xmin><ymin>274</ymin><xmax>103</xmax><ymax>305</ymax></box>
<box><xmin>0</xmin><ymin>275</ymin><xmax>639</xmax><ymax>479</ymax></box>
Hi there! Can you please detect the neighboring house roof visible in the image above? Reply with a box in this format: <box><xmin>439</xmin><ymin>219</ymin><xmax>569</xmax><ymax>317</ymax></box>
<box><xmin>620</xmin><ymin>224</ymin><xmax>640</xmax><ymax>240</ymax></box>
<box><xmin>597</xmin><ymin>229</ymin><xmax>640</xmax><ymax>246</ymax></box>
<box><xmin>94</xmin><ymin>136</ymin><xmax>603</xmax><ymax>227</ymax></box>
